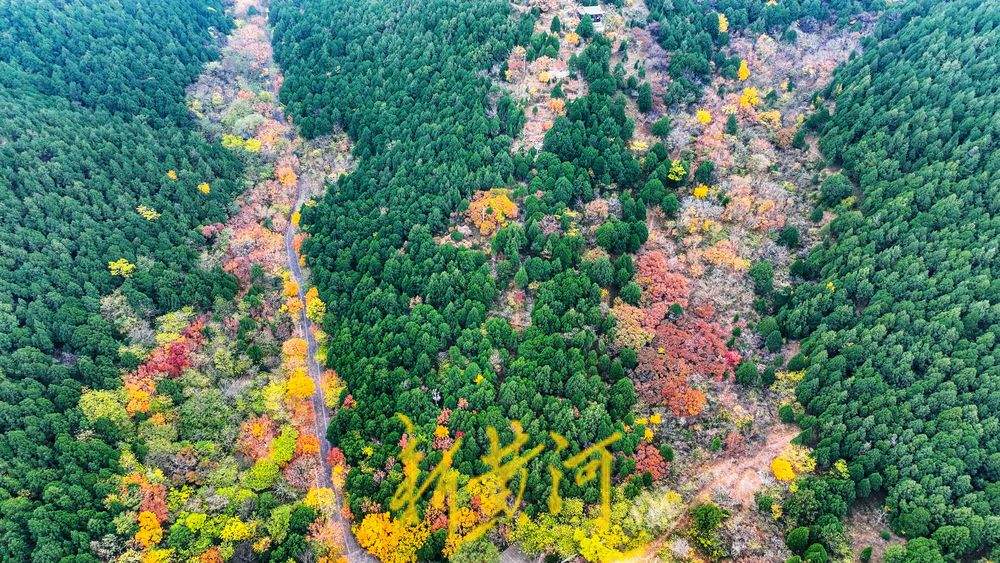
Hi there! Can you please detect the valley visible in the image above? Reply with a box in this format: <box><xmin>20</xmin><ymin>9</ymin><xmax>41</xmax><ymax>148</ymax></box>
<box><xmin>1</xmin><ymin>0</ymin><xmax>996</xmax><ymax>561</ymax></box>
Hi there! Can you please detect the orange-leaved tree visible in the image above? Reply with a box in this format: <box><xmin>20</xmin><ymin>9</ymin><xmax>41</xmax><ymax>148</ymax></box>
<box><xmin>468</xmin><ymin>189</ymin><xmax>518</xmax><ymax>236</ymax></box>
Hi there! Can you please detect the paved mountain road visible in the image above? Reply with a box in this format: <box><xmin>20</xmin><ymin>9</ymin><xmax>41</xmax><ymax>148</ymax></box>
<box><xmin>283</xmin><ymin>155</ymin><xmax>374</xmax><ymax>563</ymax></box>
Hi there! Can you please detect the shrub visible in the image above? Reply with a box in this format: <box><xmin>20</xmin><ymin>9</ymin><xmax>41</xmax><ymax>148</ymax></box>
<box><xmin>735</xmin><ymin>361</ymin><xmax>758</xmax><ymax>386</ymax></box>
<box><xmin>758</xmin><ymin>316</ymin><xmax>779</xmax><ymax>336</ymax></box>
<box><xmin>786</xmin><ymin>526</ymin><xmax>811</xmax><ymax>553</ymax></box>
<box><xmin>792</xmin><ymin>128</ymin><xmax>808</xmax><ymax>150</ymax></box>
<box><xmin>710</xmin><ymin>435</ymin><xmax>722</xmax><ymax>451</ymax></box>
<box><xmin>689</xmin><ymin>503</ymin><xmax>731</xmax><ymax>560</ymax></box>
<box><xmin>748</xmin><ymin>260</ymin><xmax>774</xmax><ymax>295</ymax></box>
<box><xmin>694</xmin><ymin>160</ymin><xmax>715</xmax><ymax>184</ymax></box>
<box><xmin>803</xmin><ymin>543</ymin><xmax>828</xmax><ymax>563</ymax></box>
<box><xmin>725</xmin><ymin>114</ymin><xmax>737</xmax><ymax>134</ymax></box>
<box><xmin>778</xmin><ymin>404</ymin><xmax>796</xmax><ymax>423</ymax></box>
<box><xmin>761</xmin><ymin>367</ymin><xmax>777</xmax><ymax>386</ymax></box>
<box><xmin>661</xmin><ymin>193</ymin><xmax>680</xmax><ymax>217</ymax></box>
<box><xmin>787</xmin><ymin>353</ymin><xmax>808</xmax><ymax>371</ymax></box>
<box><xmin>766</xmin><ymin>331</ymin><xmax>784</xmax><ymax>352</ymax></box>
<box><xmin>756</xmin><ymin>492</ymin><xmax>775</xmax><ymax>513</ymax></box>
<box><xmin>778</xmin><ymin>226</ymin><xmax>800</xmax><ymax>248</ymax></box>
<box><xmin>651</xmin><ymin>116</ymin><xmax>672</xmax><ymax>137</ymax></box>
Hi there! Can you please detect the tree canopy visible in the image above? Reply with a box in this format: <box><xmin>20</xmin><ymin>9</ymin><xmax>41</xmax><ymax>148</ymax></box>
<box><xmin>0</xmin><ymin>1</ymin><xmax>241</xmax><ymax>558</ymax></box>
<box><xmin>779</xmin><ymin>0</ymin><xmax>1000</xmax><ymax>558</ymax></box>
<box><xmin>271</xmin><ymin>2</ymin><xmax>655</xmax><ymax>554</ymax></box>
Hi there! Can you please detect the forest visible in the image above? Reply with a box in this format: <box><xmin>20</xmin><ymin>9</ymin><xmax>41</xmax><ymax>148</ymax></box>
<box><xmin>271</xmin><ymin>2</ymin><xmax>650</xmax><ymax>556</ymax></box>
<box><xmin>1</xmin><ymin>0</ymin><xmax>997</xmax><ymax>560</ymax></box>
<box><xmin>0</xmin><ymin>0</ymin><xmax>242</xmax><ymax>558</ymax></box>
<box><xmin>269</xmin><ymin>0</ymin><xmax>891</xmax><ymax>559</ymax></box>
<box><xmin>776</xmin><ymin>0</ymin><xmax>1000</xmax><ymax>559</ymax></box>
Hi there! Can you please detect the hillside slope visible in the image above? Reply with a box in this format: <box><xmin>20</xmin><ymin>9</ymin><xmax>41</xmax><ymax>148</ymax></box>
<box><xmin>779</xmin><ymin>0</ymin><xmax>1000</xmax><ymax>559</ymax></box>
<box><xmin>0</xmin><ymin>0</ymin><xmax>240</xmax><ymax>558</ymax></box>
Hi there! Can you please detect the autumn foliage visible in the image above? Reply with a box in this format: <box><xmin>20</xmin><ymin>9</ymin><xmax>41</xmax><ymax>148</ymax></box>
<box><xmin>108</xmin><ymin>258</ymin><xmax>136</xmax><ymax>277</ymax></box>
<box><xmin>663</xmin><ymin>376</ymin><xmax>708</xmax><ymax>418</ymax></box>
<box><xmin>287</xmin><ymin>369</ymin><xmax>316</xmax><ymax>400</ymax></box>
<box><xmin>631</xmin><ymin>303</ymin><xmax>738</xmax><ymax>418</ymax></box>
<box><xmin>739</xmin><ymin>87</ymin><xmax>761</xmax><ymax>109</ymax></box>
<box><xmin>140</xmin><ymin>483</ymin><xmax>168</xmax><ymax>523</ymax></box>
<box><xmin>122</xmin><ymin>317</ymin><xmax>203</xmax><ymax>415</ymax></box>
<box><xmin>634</xmin><ymin>443</ymin><xmax>670</xmax><ymax>481</ymax></box>
<box><xmin>283</xmin><ymin>337</ymin><xmax>309</xmax><ymax>359</ymax></box>
<box><xmin>771</xmin><ymin>457</ymin><xmax>795</xmax><ymax>481</ymax></box>
<box><xmin>636</xmin><ymin>250</ymin><xmax>691</xmax><ymax>308</ymax></box>
<box><xmin>468</xmin><ymin>189</ymin><xmax>518</xmax><ymax>236</ymax></box>
<box><xmin>238</xmin><ymin>415</ymin><xmax>277</xmax><ymax>460</ymax></box>
<box><xmin>610</xmin><ymin>302</ymin><xmax>654</xmax><ymax>350</ymax></box>
<box><xmin>296</xmin><ymin>433</ymin><xmax>321</xmax><ymax>456</ymax></box>
<box><xmin>305</xmin><ymin>286</ymin><xmax>326</xmax><ymax>323</ymax></box>
<box><xmin>737</xmin><ymin>59</ymin><xmax>750</xmax><ymax>81</ymax></box>
<box><xmin>276</xmin><ymin>164</ymin><xmax>298</xmax><ymax>187</ymax></box>
<box><xmin>717</xmin><ymin>13</ymin><xmax>729</xmax><ymax>33</ymax></box>
<box><xmin>703</xmin><ymin>240</ymin><xmax>750</xmax><ymax>271</ymax></box>
<box><xmin>135</xmin><ymin>511</ymin><xmax>163</xmax><ymax>548</ymax></box>
<box><xmin>355</xmin><ymin>512</ymin><xmax>430</xmax><ymax>563</ymax></box>
<box><xmin>654</xmin><ymin>305</ymin><xmax>736</xmax><ymax>382</ymax></box>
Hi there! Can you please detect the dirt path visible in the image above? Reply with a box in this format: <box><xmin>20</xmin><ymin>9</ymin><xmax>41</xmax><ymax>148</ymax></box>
<box><xmin>635</xmin><ymin>423</ymin><xmax>797</xmax><ymax>561</ymax></box>
<box><xmin>691</xmin><ymin>424</ymin><xmax>797</xmax><ymax>507</ymax></box>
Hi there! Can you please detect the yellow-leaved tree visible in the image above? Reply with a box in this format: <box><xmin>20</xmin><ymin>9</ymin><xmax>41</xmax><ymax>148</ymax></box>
<box><xmin>136</xmin><ymin>205</ymin><xmax>161</xmax><ymax>220</ymax></box>
<box><xmin>79</xmin><ymin>389</ymin><xmax>129</xmax><ymax>425</ymax></box>
<box><xmin>304</xmin><ymin>487</ymin><xmax>336</xmax><ymax>512</ymax></box>
<box><xmin>468</xmin><ymin>189</ymin><xmax>518</xmax><ymax>236</ymax></box>
<box><xmin>354</xmin><ymin>512</ymin><xmax>429</xmax><ymax>563</ymax></box>
<box><xmin>282</xmin><ymin>276</ymin><xmax>299</xmax><ymax>298</ymax></box>
<box><xmin>667</xmin><ymin>160</ymin><xmax>687</xmax><ymax>182</ymax></box>
<box><xmin>222</xmin><ymin>134</ymin><xmax>244</xmax><ymax>149</ymax></box>
<box><xmin>739</xmin><ymin>87</ymin><xmax>761</xmax><ymax>108</ymax></box>
<box><xmin>219</xmin><ymin>517</ymin><xmax>253</xmax><ymax>542</ymax></box>
<box><xmin>135</xmin><ymin>511</ymin><xmax>163</xmax><ymax>548</ymax></box>
<box><xmin>286</xmin><ymin>368</ymin><xmax>315</xmax><ymax>400</ymax></box>
<box><xmin>305</xmin><ymin>286</ymin><xmax>326</xmax><ymax>323</ymax></box>
<box><xmin>108</xmin><ymin>258</ymin><xmax>136</xmax><ymax>278</ymax></box>
<box><xmin>143</xmin><ymin>548</ymin><xmax>173</xmax><ymax>563</ymax></box>
<box><xmin>737</xmin><ymin>59</ymin><xmax>750</xmax><ymax>81</ymax></box>
<box><xmin>771</xmin><ymin>457</ymin><xmax>795</xmax><ymax>481</ymax></box>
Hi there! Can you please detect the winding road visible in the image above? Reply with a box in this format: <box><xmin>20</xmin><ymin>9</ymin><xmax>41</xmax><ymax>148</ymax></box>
<box><xmin>283</xmin><ymin>178</ymin><xmax>373</xmax><ymax>562</ymax></box>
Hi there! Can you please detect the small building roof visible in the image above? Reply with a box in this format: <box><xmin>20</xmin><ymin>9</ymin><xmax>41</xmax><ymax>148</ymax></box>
<box><xmin>578</xmin><ymin>5</ymin><xmax>605</xmax><ymax>15</ymax></box>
